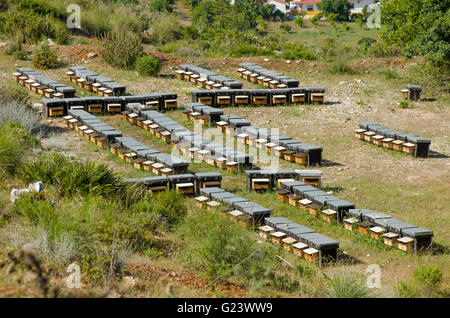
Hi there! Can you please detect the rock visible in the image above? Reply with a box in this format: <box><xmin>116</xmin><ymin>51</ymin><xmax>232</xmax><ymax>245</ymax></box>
<box><xmin>87</xmin><ymin>52</ymin><xmax>97</xmax><ymax>58</ymax></box>
<box><xmin>47</xmin><ymin>38</ymin><xmax>55</xmax><ymax>46</ymax></box>
<box><xmin>274</xmin><ymin>51</ymin><xmax>282</xmax><ymax>55</ymax></box>
<box><xmin>286</xmin><ymin>60</ymin><xmax>292</xmax><ymax>64</ymax></box>
<box><xmin>11</xmin><ymin>181</ymin><xmax>44</xmax><ymax>204</ymax></box>
<box><xmin>123</xmin><ymin>276</ymin><xmax>137</xmax><ymax>289</ymax></box>
<box><xmin>0</xmin><ymin>42</ymin><xmax>8</xmax><ymax>49</ymax></box>
<box><xmin>339</xmin><ymin>81</ymin><xmax>348</xmax><ymax>86</ymax></box>
<box><xmin>352</xmin><ymin>187</ymin><xmax>357</xmax><ymax>191</ymax></box>
<box><xmin>263</xmin><ymin>58</ymin><xmax>270</xmax><ymax>62</ymax></box>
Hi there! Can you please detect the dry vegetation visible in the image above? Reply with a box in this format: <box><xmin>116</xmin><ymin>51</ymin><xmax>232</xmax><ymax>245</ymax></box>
<box><xmin>0</xmin><ymin>0</ymin><xmax>448</xmax><ymax>299</ymax></box>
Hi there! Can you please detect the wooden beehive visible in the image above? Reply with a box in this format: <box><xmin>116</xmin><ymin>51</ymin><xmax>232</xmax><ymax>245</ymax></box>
<box><xmin>152</xmin><ymin>163</ymin><xmax>164</xmax><ymax>175</ymax></box>
<box><xmin>364</xmin><ymin>131</ymin><xmax>376</xmax><ymax>143</ymax></box>
<box><xmin>265</xmin><ymin>142</ymin><xmax>276</xmax><ymax>154</ymax></box>
<box><xmin>252</xmin><ymin>96</ymin><xmax>267</xmax><ymax>105</ymax></box>
<box><xmin>176</xmin><ymin>182</ymin><xmax>195</xmax><ymax>195</ymax></box>
<box><xmin>249</xmin><ymin>73</ymin><xmax>258</xmax><ymax>82</ymax></box>
<box><xmin>397</xmin><ymin>237</ymin><xmax>414</xmax><ymax>252</ymax></box>
<box><xmin>354</xmin><ymin>128</ymin><xmax>366</xmax><ymax>140</ymax></box>
<box><xmin>12</xmin><ymin>72</ymin><xmax>21</xmax><ymax>82</ymax></box>
<box><xmin>370</xmin><ymin>226</ymin><xmax>386</xmax><ymax>240</ymax></box>
<box><xmin>257</xmin><ymin>76</ymin><xmax>265</xmax><ymax>85</ymax></box>
<box><xmin>269</xmin><ymin>80</ymin><xmax>279</xmax><ymax>89</ymax></box>
<box><xmin>107</xmin><ymin>103</ymin><xmax>122</xmax><ymax>113</ymax></box>
<box><xmin>125</xmin><ymin>152</ymin><xmax>137</xmax><ymax>164</ymax></box>
<box><xmin>343</xmin><ymin>218</ymin><xmax>358</xmax><ymax>231</ymax></box>
<box><xmin>402</xmin><ymin>142</ymin><xmax>416</xmax><ymax>155</ymax></box>
<box><xmin>161</xmin><ymin>168</ymin><xmax>173</xmax><ymax>177</ymax></box>
<box><xmin>149</xmin><ymin>185</ymin><xmax>167</xmax><ymax>196</ymax></box>
<box><xmin>303</xmin><ymin>248</ymin><xmax>319</xmax><ymax>264</ymax></box>
<box><xmin>372</xmin><ymin>135</ymin><xmax>384</xmax><ymax>146</ymax></box>
<box><xmin>282</xmin><ymin>237</ymin><xmax>297</xmax><ymax>252</ymax></box>
<box><xmin>44</xmin><ymin>89</ymin><xmax>55</xmax><ymax>98</ymax></box>
<box><xmin>206</xmin><ymin>200</ymin><xmax>221</xmax><ymax>211</ymax></box>
<box><xmin>77</xmin><ymin>78</ymin><xmax>86</xmax><ymax>88</ymax></box>
<box><xmin>195</xmin><ymin>196</ymin><xmax>209</xmax><ymax>208</ymax></box>
<box><xmin>401</xmin><ymin>89</ymin><xmax>409</xmax><ymax>100</ymax></box>
<box><xmin>215</xmin><ymin>157</ymin><xmax>227</xmax><ymax>170</ymax></box>
<box><xmin>133</xmin><ymin>158</ymin><xmax>145</xmax><ymax>170</ymax></box>
<box><xmin>37</xmin><ymin>86</ymin><xmax>47</xmax><ymax>96</ymax></box>
<box><xmin>83</xmin><ymin>81</ymin><xmax>93</xmax><ymax>91</ymax></box>
<box><xmin>276</xmin><ymin>189</ymin><xmax>289</xmax><ymax>202</ymax></box>
<box><xmin>236</xmin><ymin>68</ymin><xmax>246</xmax><ymax>77</ymax></box>
<box><xmin>272</xmin><ymin>94</ymin><xmax>287</xmax><ymax>105</ymax></box>
<box><xmin>357</xmin><ymin>221</ymin><xmax>372</xmax><ymax>235</ymax></box>
<box><xmin>176</xmin><ymin>70</ymin><xmax>185</xmax><ymax>80</ymax></box>
<box><xmin>273</xmin><ymin>146</ymin><xmax>286</xmax><ymax>158</ymax></box>
<box><xmin>309</xmin><ymin>202</ymin><xmax>321</xmax><ymax>217</ymax></box>
<box><xmin>322</xmin><ymin>209</ymin><xmax>337</xmax><ymax>223</ymax></box>
<box><xmin>235</xmin><ymin>95</ymin><xmax>249</xmax><ymax>105</ymax></box>
<box><xmin>294</xmin><ymin>153</ymin><xmax>307</xmax><ymax>165</ymax></box>
<box><xmin>226</xmin><ymin>161</ymin><xmax>238</xmax><ymax>173</ymax></box>
<box><xmin>164</xmin><ymin>99</ymin><xmax>177</xmax><ymax>110</ymax></box>
<box><xmin>98</xmin><ymin>87</ymin><xmax>106</xmax><ymax>96</ymax></box>
<box><xmin>183</xmin><ymin>71</ymin><xmax>193</xmax><ymax>81</ymax></box>
<box><xmin>251</xmin><ymin>178</ymin><xmax>270</xmax><ymax>191</ymax></box>
<box><xmin>291</xmin><ymin>93</ymin><xmax>305</xmax><ymax>104</ymax></box>
<box><xmin>92</xmin><ymin>83</ymin><xmax>101</xmax><ymax>92</ymax></box>
<box><xmin>382</xmin><ymin>138</ymin><xmax>393</xmax><ymax>149</ymax></box>
<box><xmin>258</xmin><ymin>225</ymin><xmax>275</xmax><ymax>240</ymax></box>
<box><xmin>88</xmin><ymin>104</ymin><xmax>102</xmax><ymax>113</ymax></box>
<box><xmin>89</xmin><ymin>132</ymin><xmax>100</xmax><ymax>144</ymax></box>
<box><xmin>48</xmin><ymin>107</ymin><xmax>64</xmax><ymax>117</ymax></box>
<box><xmin>292</xmin><ymin>242</ymin><xmax>308</xmax><ymax>257</ymax></box>
<box><xmin>310</xmin><ymin>93</ymin><xmax>324</xmax><ymax>104</ymax></box>
<box><xmin>392</xmin><ymin>140</ymin><xmax>404</xmax><ymax>151</ymax></box>
<box><xmin>161</xmin><ymin>131</ymin><xmax>171</xmax><ymax>143</ymax></box>
<box><xmin>299</xmin><ymin>198</ymin><xmax>312</xmax><ymax>210</ymax></box>
<box><xmin>283</xmin><ymin>150</ymin><xmax>296</xmax><ymax>162</ymax></box>
<box><xmin>288</xmin><ymin>194</ymin><xmax>301</xmax><ymax>207</ymax></box>
<box><xmin>142</xmin><ymin>160</ymin><xmax>154</xmax><ymax>172</ymax></box>
<box><xmin>382</xmin><ymin>232</ymin><xmax>399</xmax><ymax>247</ymax></box>
<box><xmin>302</xmin><ymin>177</ymin><xmax>320</xmax><ymax>188</ymax></box>
<box><xmin>96</xmin><ymin>137</ymin><xmax>107</xmax><ymax>148</ymax></box>
<box><xmin>198</xmin><ymin>96</ymin><xmax>213</xmax><ymax>105</ymax></box>
<box><xmin>270</xmin><ymin>231</ymin><xmax>287</xmax><ymax>245</ymax></box>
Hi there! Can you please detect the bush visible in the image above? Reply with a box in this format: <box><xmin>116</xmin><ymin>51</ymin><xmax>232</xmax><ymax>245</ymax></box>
<box><xmin>280</xmin><ymin>24</ymin><xmax>291</xmax><ymax>33</ymax></box>
<box><xmin>358</xmin><ymin>37</ymin><xmax>377</xmax><ymax>48</ymax></box>
<box><xmin>0</xmin><ymin>95</ymin><xmax>42</xmax><ymax>133</ymax></box>
<box><xmin>281</xmin><ymin>43</ymin><xmax>316</xmax><ymax>60</ymax></box>
<box><xmin>33</xmin><ymin>41</ymin><xmax>58</xmax><ymax>69</ymax></box>
<box><xmin>414</xmin><ymin>265</ymin><xmax>443</xmax><ymax>289</ymax></box>
<box><xmin>135</xmin><ymin>55</ymin><xmax>162</xmax><ymax>77</ymax></box>
<box><xmin>0</xmin><ymin>121</ymin><xmax>38</xmax><ymax>176</ymax></box>
<box><xmin>384</xmin><ymin>70</ymin><xmax>399</xmax><ymax>80</ymax></box>
<box><xmin>101</xmin><ymin>31</ymin><xmax>143</xmax><ymax>69</ymax></box>
<box><xmin>295</xmin><ymin>15</ymin><xmax>304</xmax><ymax>28</ymax></box>
<box><xmin>19</xmin><ymin>153</ymin><xmax>126</xmax><ymax>199</ymax></box>
<box><xmin>177</xmin><ymin>208</ymin><xmax>274</xmax><ymax>280</ymax></box>
<box><xmin>150</xmin><ymin>190</ymin><xmax>188</xmax><ymax>227</ymax></box>
<box><xmin>145</xmin><ymin>12</ymin><xmax>182</xmax><ymax>45</ymax></box>
<box><xmin>148</xmin><ymin>0</ymin><xmax>173</xmax><ymax>12</ymax></box>
<box><xmin>323</xmin><ymin>271</ymin><xmax>375</xmax><ymax>298</ymax></box>
<box><xmin>328</xmin><ymin>58</ymin><xmax>357</xmax><ymax>74</ymax></box>
<box><xmin>0</xmin><ymin>80</ymin><xmax>30</xmax><ymax>104</ymax></box>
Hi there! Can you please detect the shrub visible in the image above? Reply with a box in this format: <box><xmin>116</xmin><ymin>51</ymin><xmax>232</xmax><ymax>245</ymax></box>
<box><xmin>317</xmin><ymin>0</ymin><xmax>351</xmax><ymax>22</ymax></box>
<box><xmin>358</xmin><ymin>37</ymin><xmax>377</xmax><ymax>48</ymax></box>
<box><xmin>384</xmin><ymin>70</ymin><xmax>399</xmax><ymax>80</ymax></box>
<box><xmin>295</xmin><ymin>15</ymin><xmax>304</xmax><ymax>28</ymax></box>
<box><xmin>101</xmin><ymin>31</ymin><xmax>143</xmax><ymax>69</ymax></box>
<box><xmin>177</xmin><ymin>208</ymin><xmax>274</xmax><ymax>280</ymax></box>
<box><xmin>414</xmin><ymin>265</ymin><xmax>443</xmax><ymax>289</ymax></box>
<box><xmin>281</xmin><ymin>43</ymin><xmax>316</xmax><ymax>60</ymax></box>
<box><xmin>135</xmin><ymin>55</ymin><xmax>162</xmax><ymax>77</ymax></box>
<box><xmin>0</xmin><ymin>80</ymin><xmax>30</xmax><ymax>105</ymax></box>
<box><xmin>327</xmin><ymin>58</ymin><xmax>357</xmax><ymax>74</ymax></box>
<box><xmin>323</xmin><ymin>271</ymin><xmax>375</xmax><ymax>298</ymax></box>
<box><xmin>280</xmin><ymin>24</ymin><xmax>291</xmax><ymax>33</ymax></box>
<box><xmin>33</xmin><ymin>41</ymin><xmax>58</xmax><ymax>69</ymax></box>
<box><xmin>150</xmin><ymin>190</ymin><xmax>187</xmax><ymax>227</ymax></box>
<box><xmin>0</xmin><ymin>95</ymin><xmax>42</xmax><ymax>133</ymax></box>
<box><xmin>19</xmin><ymin>153</ymin><xmax>126</xmax><ymax>199</ymax></box>
<box><xmin>148</xmin><ymin>0</ymin><xmax>173</xmax><ymax>13</ymax></box>
<box><xmin>5</xmin><ymin>34</ymin><xmax>27</xmax><ymax>60</ymax></box>
<box><xmin>145</xmin><ymin>12</ymin><xmax>182</xmax><ymax>45</ymax></box>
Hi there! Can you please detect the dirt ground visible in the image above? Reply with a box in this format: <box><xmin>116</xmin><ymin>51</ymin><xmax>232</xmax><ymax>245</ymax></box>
<box><xmin>0</xmin><ymin>41</ymin><xmax>449</xmax><ymax>297</ymax></box>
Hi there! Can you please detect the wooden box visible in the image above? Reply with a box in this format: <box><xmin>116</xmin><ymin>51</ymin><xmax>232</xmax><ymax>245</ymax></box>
<box><xmin>66</xmin><ymin>71</ymin><xmax>74</xmax><ymax>81</ymax></box>
<box><xmin>236</xmin><ymin>68</ymin><xmax>246</xmax><ymax>77</ymax></box>
<box><xmin>252</xmin><ymin>96</ymin><xmax>268</xmax><ymax>105</ymax></box>
<box><xmin>276</xmin><ymin>189</ymin><xmax>290</xmax><ymax>202</ymax></box>
<box><xmin>258</xmin><ymin>225</ymin><xmax>275</xmax><ymax>240</ymax></box>
<box><xmin>125</xmin><ymin>152</ymin><xmax>137</xmax><ymax>164</ymax></box>
<box><xmin>370</xmin><ymin>226</ymin><xmax>386</xmax><ymax>240</ymax></box>
<box><xmin>303</xmin><ymin>248</ymin><xmax>319</xmax><ymax>264</ymax></box>
<box><xmin>355</xmin><ymin>128</ymin><xmax>366</xmax><ymax>140</ymax></box>
<box><xmin>291</xmin><ymin>93</ymin><xmax>305</xmax><ymax>104</ymax></box>
<box><xmin>161</xmin><ymin>168</ymin><xmax>173</xmax><ymax>177</ymax></box>
<box><xmin>257</xmin><ymin>76</ymin><xmax>266</xmax><ymax>85</ymax></box>
<box><xmin>270</xmin><ymin>231</ymin><xmax>287</xmax><ymax>245</ymax></box>
<box><xmin>251</xmin><ymin>178</ymin><xmax>270</xmax><ymax>191</ymax></box>
<box><xmin>269</xmin><ymin>80</ymin><xmax>279</xmax><ymax>89</ymax></box>
<box><xmin>48</xmin><ymin>107</ymin><xmax>64</xmax><ymax>117</ymax></box>
<box><xmin>77</xmin><ymin>78</ymin><xmax>86</xmax><ymax>88</ymax></box>
<box><xmin>205</xmin><ymin>81</ymin><xmax>215</xmax><ymax>89</ymax></box>
<box><xmin>89</xmin><ymin>132</ymin><xmax>101</xmax><ymax>143</ymax></box>
<box><xmin>382</xmin><ymin>232</ymin><xmax>399</xmax><ymax>247</ymax></box>
<box><xmin>299</xmin><ymin>198</ymin><xmax>312</xmax><ymax>210</ymax></box>
<box><xmin>265</xmin><ymin>142</ymin><xmax>277</xmax><ymax>154</ymax></box>
<box><xmin>216</xmin><ymin>121</ymin><xmax>227</xmax><ymax>133</ymax></box>
<box><xmin>273</xmin><ymin>146</ymin><xmax>286</xmax><ymax>158</ymax></box>
<box><xmin>272</xmin><ymin>95</ymin><xmax>287</xmax><ymax>105</ymax></box>
<box><xmin>364</xmin><ymin>131</ymin><xmax>376</xmax><ymax>143</ymax></box>
<box><xmin>288</xmin><ymin>194</ymin><xmax>301</xmax><ymax>207</ymax></box>
<box><xmin>226</xmin><ymin>161</ymin><xmax>238</xmax><ymax>173</ymax></box>
<box><xmin>18</xmin><ymin>76</ymin><xmax>27</xmax><ymax>86</ymax></box>
<box><xmin>198</xmin><ymin>96</ymin><xmax>213</xmax><ymax>105</ymax></box>
<box><xmin>382</xmin><ymin>138</ymin><xmax>393</xmax><ymax>149</ymax></box>
<box><xmin>96</xmin><ymin>137</ymin><xmax>107</xmax><ymax>148</ymax></box>
<box><xmin>12</xmin><ymin>72</ymin><xmax>21</xmax><ymax>82</ymax></box>
<box><xmin>117</xmin><ymin>148</ymin><xmax>127</xmax><ymax>160</ymax></box>
<box><xmin>343</xmin><ymin>218</ymin><xmax>358</xmax><ymax>231</ymax></box>
<box><xmin>357</xmin><ymin>221</ymin><xmax>372</xmax><ymax>235</ymax></box>
<box><xmin>98</xmin><ymin>87</ymin><xmax>106</xmax><ymax>96</ymax></box>
<box><xmin>142</xmin><ymin>160</ymin><xmax>154</xmax><ymax>171</ymax></box>
<box><xmin>308</xmin><ymin>202</ymin><xmax>321</xmax><ymax>217</ymax></box>
<box><xmin>282</xmin><ymin>237</ymin><xmax>297</xmax><ymax>252</ymax></box>
<box><xmin>402</xmin><ymin>142</ymin><xmax>416</xmax><ymax>155</ymax></box>
<box><xmin>397</xmin><ymin>237</ymin><xmax>414</xmax><ymax>252</ymax></box>
<box><xmin>311</xmin><ymin>93</ymin><xmax>324</xmax><ymax>104</ymax></box>
<box><xmin>183</xmin><ymin>71</ymin><xmax>193</xmax><ymax>81</ymax></box>
<box><xmin>302</xmin><ymin>177</ymin><xmax>320</xmax><ymax>188</ymax></box>
<box><xmin>109</xmin><ymin>143</ymin><xmax>119</xmax><ymax>155</ymax></box>
<box><xmin>206</xmin><ymin>200</ymin><xmax>221</xmax><ymax>211</ymax></box>
<box><xmin>235</xmin><ymin>95</ymin><xmax>249</xmax><ymax>105</ymax></box>
<box><xmin>401</xmin><ymin>89</ymin><xmax>409</xmax><ymax>100</ymax></box>
<box><xmin>292</xmin><ymin>242</ymin><xmax>308</xmax><ymax>257</ymax></box>
<box><xmin>195</xmin><ymin>196</ymin><xmax>209</xmax><ymax>208</ymax></box>
<box><xmin>37</xmin><ymin>86</ymin><xmax>47</xmax><ymax>96</ymax></box>
<box><xmin>92</xmin><ymin>83</ymin><xmax>101</xmax><ymax>92</ymax></box>
<box><xmin>372</xmin><ymin>135</ymin><xmax>384</xmax><ymax>146</ymax></box>
<box><xmin>133</xmin><ymin>158</ymin><xmax>146</xmax><ymax>170</ymax></box>
<box><xmin>164</xmin><ymin>99</ymin><xmax>177</xmax><ymax>110</ymax></box>
<box><xmin>107</xmin><ymin>104</ymin><xmax>122</xmax><ymax>114</ymax></box>
<box><xmin>215</xmin><ymin>157</ymin><xmax>227</xmax><ymax>170</ymax></box>
<box><xmin>249</xmin><ymin>73</ymin><xmax>259</xmax><ymax>82</ymax></box>
<box><xmin>152</xmin><ymin>163</ymin><xmax>164</xmax><ymax>175</ymax></box>
<box><xmin>176</xmin><ymin>70</ymin><xmax>185</xmax><ymax>80</ymax></box>
<box><xmin>176</xmin><ymin>182</ymin><xmax>195</xmax><ymax>195</ymax></box>
<box><xmin>44</xmin><ymin>89</ymin><xmax>55</xmax><ymax>98</ymax></box>
<box><xmin>237</xmin><ymin>133</ymin><xmax>248</xmax><ymax>144</ymax></box>
<box><xmin>283</xmin><ymin>150</ymin><xmax>296</xmax><ymax>162</ymax></box>
<box><xmin>322</xmin><ymin>209</ymin><xmax>337</xmax><ymax>223</ymax></box>
<box><xmin>88</xmin><ymin>104</ymin><xmax>103</xmax><ymax>113</ymax></box>
<box><xmin>294</xmin><ymin>153</ymin><xmax>307</xmax><ymax>165</ymax></box>
<box><xmin>392</xmin><ymin>140</ymin><xmax>404</xmax><ymax>151</ymax></box>
<box><xmin>216</xmin><ymin>96</ymin><xmax>231</xmax><ymax>106</ymax></box>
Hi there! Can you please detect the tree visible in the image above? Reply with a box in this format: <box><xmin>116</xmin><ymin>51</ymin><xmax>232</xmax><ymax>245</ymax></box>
<box><xmin>295</xmin><ymin>15</ymin><xmax>304</xmax><ymax>27</ymax></box>
<box><xmin>380</xmin><ymin>0</ymin><xmax>449</xmax><ymax>71</ymax></box>
<box><xmin>317</xmin><ymin>0</ymin><xmax>351</xmax><ymax>22</ymax></box>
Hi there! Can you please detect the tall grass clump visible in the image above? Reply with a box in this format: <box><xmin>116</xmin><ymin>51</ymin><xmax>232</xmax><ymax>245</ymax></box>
<box><xmin>19</xmin><ymin>153</ymin><xmax>126</xmax><ymax>199</ymax></box>
<box><xmin>0</xmin><ymin>122</ymin><xmax>39</xmax><ymax>176</ymax></box>
<box><xmin>177</xmin><ymin>208</ymin><xmax>274</xmax><ymax>281</ymax></box>
<box><xmin>395</xmin><ymin>265</ymin><xmax>446</xmax><ymax>297</ymax></box>
<box><xmin>323</xmin><ymin>271</ymin><xmax>376</xmax><ymax>298</ymax></box>
<box><xmin>101</xmin><ymin>30</ymin><xmax>143</xmax><ymax>69</ymax></box>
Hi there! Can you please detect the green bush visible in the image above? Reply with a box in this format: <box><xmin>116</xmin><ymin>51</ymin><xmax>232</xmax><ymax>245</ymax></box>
<box><xmin>33</xmin><ymin>41</ymin><xmax>58</xmax><ymax>69</ymax></box>
<box><xmin>281</xmin><ymin>43</ymin><xmax>316</xmax><ymax>60</ymax></box>
<box><xmin>384</xmin><ymin>70</ymin><xmax>399</xmax><ymax>80</ymax></box>
<box><xmin>19</xmin><ymin>153</ymin><xmax>126</xmax><ymax>199</ymax></box>
<box><xmin>135</xmin><ymin>55</ymin><xmax>162</xmax><ymax>77</ymax></box>
<box><xmin>177</xmin><ymin>208</ymin><xmax>274</xmax><ymax>281</ymax></box>
<box><xmin>146</xmin><ymin>190</ymin><xmax>187</xmax><ymax>227</ymax></box>
<box><xmin>280</xmin><ymin>24</ymin><xmax>291</xmax><ymax>33</ymax></box>
<box><xmin>358</xmin><ymin>37</ymin><xmax>377</xmax><ymax>48</ymax></box>
<box><xmin>414</xmin><ymin>265</ymin><xmax>443</xmax><ymax>289</ymax></box>
<box><xmin>295</xmin><ymin>15</ymin><xmax>304</xmax><ymax>28</ymax></box>
<box><xmin>148</xmin><ymin>0</ymin><xmax>173</xmax><ymax>12</ymax></box>
<box><xmin>0</xmin><ymin>80</ymin><xmax>30</xmax><ymax>104</ymax></box>
<box><xmin>323</xmin><ymin>271</ymin><xmax>375</xmax><ymax>298</ymax></box>
<box><xmin>101</xmin><ymin>31</ymin><xmax>143</xmax><ymax>69</ymax></box>
<box><xmin>328</xmin><ymin>58</ymin><xmax>357</xmax><ymax>74</ymax></box>
<box><xmin>317</xmin><ymin>0</ymin><xmax>351</xmax><ymax>22</ymax></box>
